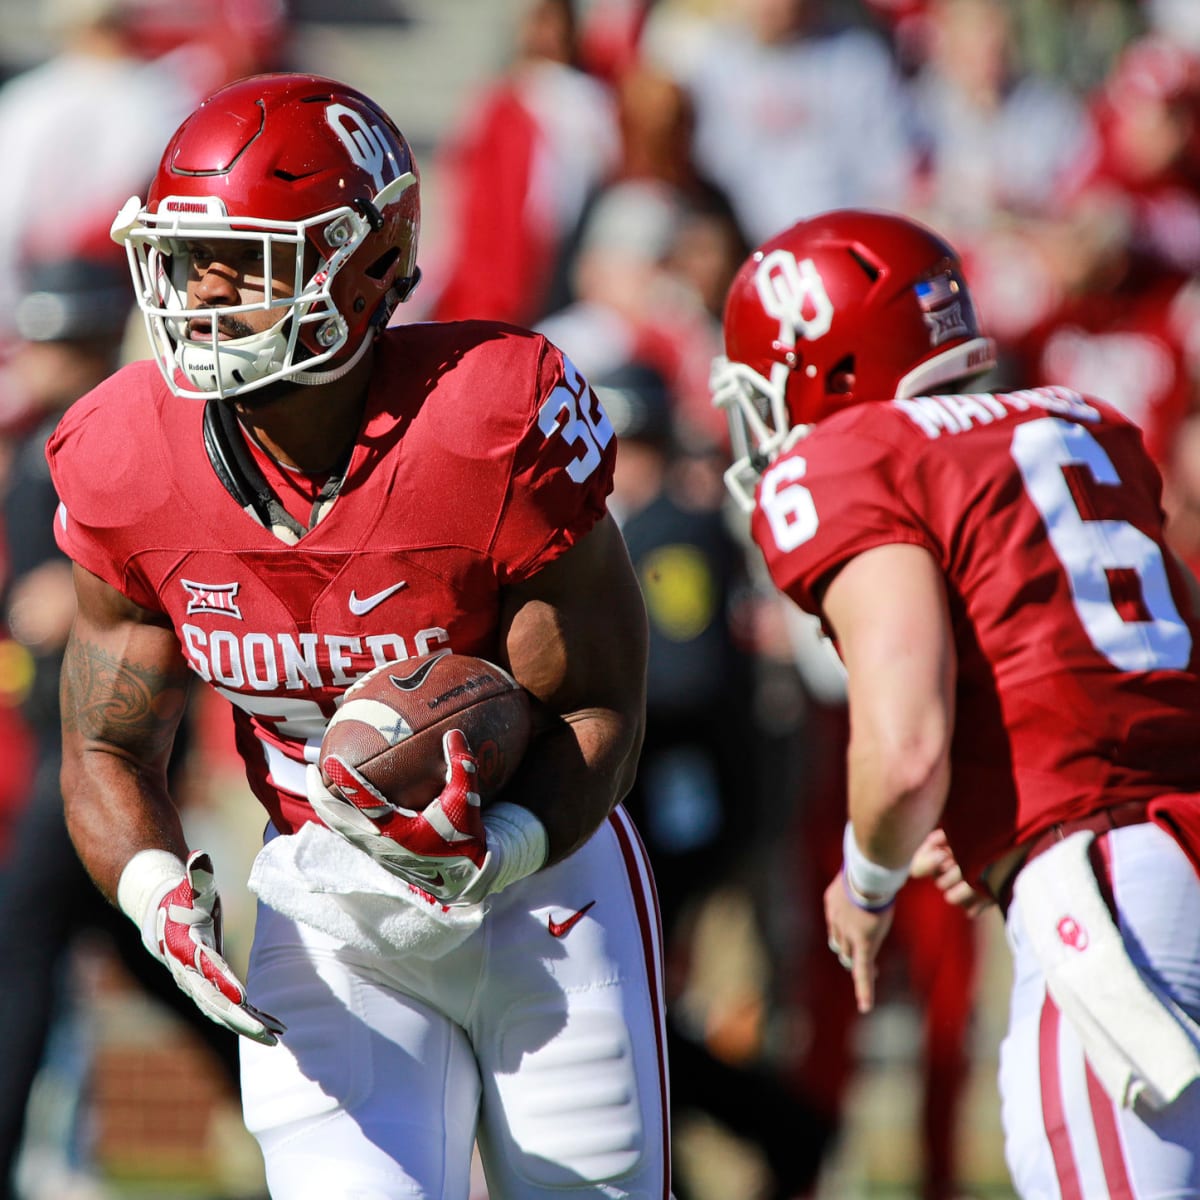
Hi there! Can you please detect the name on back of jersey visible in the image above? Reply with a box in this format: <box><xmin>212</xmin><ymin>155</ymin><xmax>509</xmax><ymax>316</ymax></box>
<box><xmin>895</xmin><ymin>386</ymin><xmax>1101</xmax><ymax>440</ymax></box>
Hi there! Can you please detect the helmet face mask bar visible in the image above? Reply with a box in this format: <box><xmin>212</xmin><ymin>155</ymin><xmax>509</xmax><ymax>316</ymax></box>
<box><xmin>115</xmin><ymin>176</ymin><xmax>416</xmax><ymax>399</ymax></box>
<box><xmin>110</xmin><ymin>74</ymin><xmax>422</xmax><ymax>401</ymax></box>
<box><xmin>713</xmin><ymin>209</ymin><xmax>996</xmax><ymax>512</ymax></box>
<box><xmin>710</xmin><ymin>354</ymin><xmax>805</xmax><ymax>512</ymax></box>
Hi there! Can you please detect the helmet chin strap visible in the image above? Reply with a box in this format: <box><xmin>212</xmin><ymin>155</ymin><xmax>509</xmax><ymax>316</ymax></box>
<box><xmin>291</xmin><ymin>327</ymin><xmax>374</xmax><ymax>386</ymax></box>
<box><xmin>292</xmin><ymin>275</ymin><xmax>416</xmax><ymax>386</ymax></box>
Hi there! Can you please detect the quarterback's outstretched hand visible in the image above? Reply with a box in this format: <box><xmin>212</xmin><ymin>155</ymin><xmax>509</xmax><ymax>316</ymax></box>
<box><xmin>119</xmin><ymin>849</ymin><xmax>285</xmax><ymax>1045</ymax></box>
<box><xmin>309</xmin><ymin>729</ymin><xmax>492</xmax><ymax>903</ymax></box>
<box><xmin>824</xmin><ymin>868</ymin><xmax>895</xmax><ymax>1015</ymax></box>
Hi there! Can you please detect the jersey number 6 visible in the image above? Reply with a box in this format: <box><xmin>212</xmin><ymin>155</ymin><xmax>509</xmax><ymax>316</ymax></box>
<box><xmin>1012</xmin><ymin>417</ymin><xmax>1191</xmax><ymax>672</ymax></box>
<box><xmin>759</xmin><ymin>417</ymin><xmax>1193</xmax><ymax>673</ymax></box>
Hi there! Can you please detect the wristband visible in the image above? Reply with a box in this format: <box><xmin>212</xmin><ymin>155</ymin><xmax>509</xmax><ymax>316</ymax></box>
<box><xmin>841</xmin><ymin>868</ymin><xmax>897</xmax><ymax>912</ymax></box>
<box><xmin>842</xmin><ymin>822</ymin><xmax>909</xmax><ymax>911</ymax></box>
<box><xmin>481</xmin><ymin>802</ymin><xmax>549</xmax><ymax>897</ymax></box>
<box><xmin>117</xmin><ymin>848</ymin><xmax>187</xmax><ymax>959</ymax></box>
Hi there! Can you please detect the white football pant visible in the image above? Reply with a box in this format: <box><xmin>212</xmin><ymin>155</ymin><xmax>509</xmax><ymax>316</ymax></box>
<box><xmin>1001</xmin><ymin>822</ymin><xmax>1200</xmax><ymax>1198</ymax></box>
<box><xmin>239</xmin><ymin>806</ymin><xmax>672</xmax><ymax>1199</ymax></box>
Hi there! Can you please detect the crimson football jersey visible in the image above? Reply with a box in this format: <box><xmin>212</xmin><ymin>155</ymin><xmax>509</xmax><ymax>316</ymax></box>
<box><xmin>46</xmin><ymin>321</ymin><xmax>615</xmax><ymax>834</ymax></box>
<box><xmin>752</xmin><ymin>385</ymin><xmax>1200</xmax><ymax>883</ymax></box>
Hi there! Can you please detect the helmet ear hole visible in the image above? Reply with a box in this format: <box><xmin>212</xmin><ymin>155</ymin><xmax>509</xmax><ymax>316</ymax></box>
<box><xmin>364</xmin><ymin>247</ymin><xmax>401</xmax><ymax>280</ymax></box>
<box><xmin>827</xmin><ymin>355</ymin><xmax>855</xmax><ymax>396</ymax></box>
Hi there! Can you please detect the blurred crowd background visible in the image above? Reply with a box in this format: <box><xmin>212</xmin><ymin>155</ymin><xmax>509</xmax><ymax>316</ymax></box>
<box><xmin>0</xmin><ymin>0</ymin><xmax>1198</xmax><ymax>1198</ymax></box>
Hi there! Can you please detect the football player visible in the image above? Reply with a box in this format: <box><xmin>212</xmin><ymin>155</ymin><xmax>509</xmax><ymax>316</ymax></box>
<box><xmin>710</xmin><ymin>209</ymin><xmax>1200</xmax><ymax>1197</ymax></box>
<box><xmin>48</xmin><ymin>74</ymin><xmax>668</xmax><ymax>1199</ymax></box>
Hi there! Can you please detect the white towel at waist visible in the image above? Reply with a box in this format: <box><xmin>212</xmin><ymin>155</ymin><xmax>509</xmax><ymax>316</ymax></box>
<box><xmin>248</xmin><ymin>821</ymin><xmax>485</xmax><ymax>962</ymax></box>
<box><xmin>1014</xmin><ymin>829</ymin><xmax>1200</xmax><ymax>1110</ymax></box>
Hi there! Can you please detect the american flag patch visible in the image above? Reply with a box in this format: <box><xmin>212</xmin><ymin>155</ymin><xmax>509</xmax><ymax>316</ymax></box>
<box><xmin>914</xmin><ymin>273</ymin><xmax>958</xmax><ymax>310</ymax></box>
<box><xmin>915</xmin><ymin>271</ymin><xmax>969</xmax><ymax>345</ymax></box>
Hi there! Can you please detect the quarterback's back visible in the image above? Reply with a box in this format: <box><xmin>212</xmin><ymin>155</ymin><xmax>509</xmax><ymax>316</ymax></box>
<box><xmin>754</xmin><ymin>385</ymin><xmax>1200</xmax><ymax>876</ymax></box>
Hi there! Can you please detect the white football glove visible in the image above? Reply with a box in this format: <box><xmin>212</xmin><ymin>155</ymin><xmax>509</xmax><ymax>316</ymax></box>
<box><xmin>308</xmin><ymin>728</ymin><xmax>547</xmax><ymax>905</ymax></box>
<box><xmin>119</xmin><ymin>849</ymin><xmax>286</xmax><ymax>1045</ymax></box>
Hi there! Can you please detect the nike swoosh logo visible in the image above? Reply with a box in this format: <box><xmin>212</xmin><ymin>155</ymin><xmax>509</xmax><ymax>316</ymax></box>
<box><xmin>348</xmin><ymin>580</ymin><xmax>408</xmax><ymax>615</ymax></box>
<box><xmin>548</xmin><ymin>901</ymin><xmax>596</xmax><ymax>938</ymax></box>
<box><xmin>389</xmin><ymin>650</ymin><xmax>451</xmax><ymax>692</ymax></box>
<box><xmin>384</xmin><ymin>858</ymin><xmax>444</xmax><ymax>891</ymax></box>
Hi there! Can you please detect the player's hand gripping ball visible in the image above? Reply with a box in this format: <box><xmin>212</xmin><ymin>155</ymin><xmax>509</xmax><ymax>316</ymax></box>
<box><xmin>318</xmin><ymin>651</ymin><xmax>533</xmax><ymax>813</ymax></box>
<box><xmin>310</xmin><ymin>652</ymin><xmax>536</xmax><ymax>899</ymax></box>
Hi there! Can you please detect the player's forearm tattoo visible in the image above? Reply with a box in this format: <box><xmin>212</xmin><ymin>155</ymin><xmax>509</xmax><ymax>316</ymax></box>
<box><xmin>61</xmin><ymin>637</ymin><xmax>186</xmax><ymax>759</ymax></box>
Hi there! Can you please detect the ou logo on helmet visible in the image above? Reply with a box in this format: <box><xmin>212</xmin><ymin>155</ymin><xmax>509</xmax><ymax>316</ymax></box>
<box><xmin>754</xmin><ymin>251</ymin><xmax>834</xmax><ymax>352</ymax></box>
<box><xmin>326</xmin><ymin>102</ymin><xmax>403</xmax><ymax>193</ymax></box>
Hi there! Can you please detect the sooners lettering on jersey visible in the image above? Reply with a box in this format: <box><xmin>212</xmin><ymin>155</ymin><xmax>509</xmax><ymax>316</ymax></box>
<box><xmin>751</xmin><ymin>385</ymin><xmax>1200</xmax><ymax>882</ymax></box>
<box><xmin>46</xmin><ymin>322</ymin><xmax>615</xmax><ymax>834</ymax></box>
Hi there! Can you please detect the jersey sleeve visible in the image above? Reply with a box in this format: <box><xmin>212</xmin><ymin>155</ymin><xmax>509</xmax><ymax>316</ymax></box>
<box><xmin>489</xmin><ymin>340</ymin><xmax>615</xmax><ymax>582</ymax></box>
<box><xmin>44</xmin><ymin>370</ymin><xmax>166</xmax><ymax>612</ymax></box>
<box><xmin>755</xmin><ymin>415</ymin><xmax>936</xmax><ymax>616</ymax></box>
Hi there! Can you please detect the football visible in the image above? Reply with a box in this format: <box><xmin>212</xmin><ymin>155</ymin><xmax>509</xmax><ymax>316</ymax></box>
<box><xmin>319</xmin><ymin>651</ymin><xmax>533</xmax><ymax>812</ymax></box>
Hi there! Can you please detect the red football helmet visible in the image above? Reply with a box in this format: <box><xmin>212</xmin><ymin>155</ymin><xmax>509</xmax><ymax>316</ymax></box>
<box><xmin>711</xmin><ymin>209</ymin><xmax>996</xmax><ymax>509</ymax></box>
<box><xmin>111</xmin><ymin>73</ymin><xmax>421</xmax><ymax>399</ymax></box>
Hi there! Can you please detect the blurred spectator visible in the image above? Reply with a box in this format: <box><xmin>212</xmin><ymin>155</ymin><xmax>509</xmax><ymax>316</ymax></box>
<box><xmin>1013</xmin><ymin>211</ymin><xmax>1195</xmax><ymax>468</ymax></box>
<box><xmin>573</xmin><ymin>0</ymin><xmax>651</xmax><ymax>83</ymax></box>
<box><xmin>1002</xmin><ymin>35</ymin><xmax>1200</xmax><ymax>468</ymax></box>
<box><xmin>427</xmin><ymin>0</ymin><xmax>620</xmax><ymax>326</ymax></box>
<box><xmin>648</xmin><ymin>0</ymin><xmax>914</xmax><ymax>245</ymax></box>
<box><xmin>608</xmin><ymin>57</ymin><xmax>717</xmax><ymax>201</ymax></box>
<box><xmin>603</xmin><ymin>360</ymin><xmax>753</xmax><ymax>938</ymax></box>
<box><xmin>602</xmin><ymin>360</ymin><xmax>827</xmax><ymax>1200</ymax></box>
<box><xmin>1061</xmin><ymin>32</ymin><xmax>1200</xmax><ymax>276</ymax></box>
<box><xmin>902</xmin><ymin>0</ymin><xmax>1095</xmax><ymax>348</ymax></box>
<box><xmin>1147</xmin><ymin>0</ymin><xmax>1200</xmax><ymax>55</ymax></box>
<box><xmin>860</xmin><ymin>0</ymin><xmax>929</xmax><ymax>74</ymax></box>
<box><xmin>903</xmin><ymin>0</ymin><xmax>1141</xmax><ymax>95</ymax></box>
<box><xmin>636</xmin><ymin>0</ymin><xmax>730</xmax><ymax>80</ymax></box>
<box><xmin>0</xmin><ymin>608</ymin><xmax>34</xmax><ymax>881</ymax></box>
<box><xmin>0</xmin><ymin>0</ymin><xmax>201</xmax><ymax>342</ymax></box>
<box><xmin>537</xmin><ymin>178</ymin><xmax>728</xmax><ymax>444</ymax></box>
<box><xmin>0</xmin><ymin>257</ymin><xmax>243</xmax><ymax>1200</ymax></box>
<box><xmin>1164</xmin><ymin>411</ymin><xmax>1200</xmax><ymax>575</ymax></box>
<box><xmin>609</xmin><ymin>59</ymin><xmax>750</xmax><ymax>323</ymax></box>
<box><xmin>120</xmin><ymin>0</ymin><xmax>290</xmax><ymax>94</ymax></box>
<box><xmin>906</xmin><ymin>0</ymin><xmax>1093</xmax><ymax>229</ymax></box>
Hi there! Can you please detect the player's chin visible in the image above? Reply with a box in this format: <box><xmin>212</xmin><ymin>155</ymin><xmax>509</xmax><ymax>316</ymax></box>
<box><xmin>223</xmin><ymin>377</ymin><xmax>301</xmax><ymax>412</ymax></box>
<box><xmin>223</xmin><ymin>346</ymin><xmax>324</xmax><ymax>411</ymax></box>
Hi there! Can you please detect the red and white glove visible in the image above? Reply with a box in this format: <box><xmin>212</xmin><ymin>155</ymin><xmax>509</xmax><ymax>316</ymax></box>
<box><xmin>118</xmin><ymin>849</ymin><xmax>286</xmax><ymax>1045</ymax></box>
<box><xmin>308</xmin><ymin>728</ymin><xmax>547</xmax><ymax>905</ymax></box>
